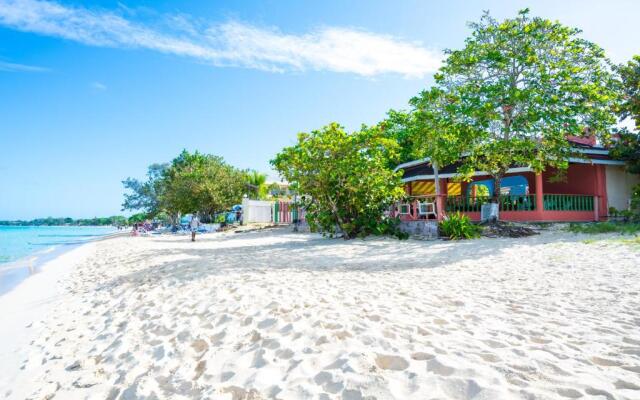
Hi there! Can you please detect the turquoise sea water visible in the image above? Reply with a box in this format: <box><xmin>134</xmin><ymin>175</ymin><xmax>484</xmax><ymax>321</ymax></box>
<box><xmin>0</xmin><ymin>226</ymin><xmax>118</xmax><ymax>295</ymax></box>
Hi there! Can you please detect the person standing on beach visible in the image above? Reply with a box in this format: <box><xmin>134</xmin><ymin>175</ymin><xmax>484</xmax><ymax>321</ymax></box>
<box><xmin>190</xmin><ymin>215</ymin><xmax>200</xmax><ymax>242</ymax></box>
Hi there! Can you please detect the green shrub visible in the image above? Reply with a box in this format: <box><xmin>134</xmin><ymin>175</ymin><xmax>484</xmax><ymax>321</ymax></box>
<box><xmin>369</xmin><ymin>217</ymin><xmax>409</xmax><ymax>240</ymax></box>
<box><xmin>439</xmin><ymin>212</ymin><xmax>481</xmax><ymax>240</ymax></box>
<box><xmin>631</xmin><ymin>184</ymin><xmax>640</xmax><ymax>221</ymax></box>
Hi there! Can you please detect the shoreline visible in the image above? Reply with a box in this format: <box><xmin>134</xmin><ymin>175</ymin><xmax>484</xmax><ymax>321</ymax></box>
<box><xmin>0</xmin><ymin>229</ymin><xmax>128</xmax><ymax>297</ymax></box>
<box><xmin>0</xmin><ymin>241</ymin><xmax>95</xmax><ymax>394</ymax></box>
<box><xmin>0</xmin><ymin>231</ymin><xmax>129</xmax><ymax>395</ymax></box>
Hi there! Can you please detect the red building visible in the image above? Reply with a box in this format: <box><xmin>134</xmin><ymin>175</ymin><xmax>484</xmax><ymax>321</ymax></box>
<box><xmin>393</xmin><ymin>140</ymin><xmax>639</xmax><ymax>223</ymax></box>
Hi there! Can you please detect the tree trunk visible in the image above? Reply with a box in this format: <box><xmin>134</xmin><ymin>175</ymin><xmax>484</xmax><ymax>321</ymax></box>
<box><xmin>493</xmin><ymin>175</ymin><xmax>502</xmax><ymax>203</ymax></box>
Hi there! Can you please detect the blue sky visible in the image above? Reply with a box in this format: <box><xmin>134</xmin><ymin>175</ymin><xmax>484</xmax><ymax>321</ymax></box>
<box><xmin>1</xmin><ymin>0</ymin><xmax>639</xmax><ymax>219</ymax></box>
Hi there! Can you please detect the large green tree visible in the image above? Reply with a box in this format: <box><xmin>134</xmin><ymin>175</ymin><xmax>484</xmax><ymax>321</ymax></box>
<box><xmin>121</xmin><ymin>163</ymin><xmax>168</xmax><ymax>216</ymax></box>
<box><xmin>611</xmin><ymin>56</ymin><xmax>640</xmax><ymax>174</ymax></box>
<box><xmin>271</xmin><ymin>123</ymin><xmax>405</xmax><ymax>239</ymax></box>
<box><xmin>436</xmin><ymin>9</ymin><xmax>619</xmax><ymax>200</ymax></box>
<box><xmin>161</xmin><ymin>150</ymin><xmax>246</xmax><ymax>216</ymax></box>
<box><xmin>616</xmin><ymin>55</ymin><xmax>640</xmax><ymax>128</ymax></box>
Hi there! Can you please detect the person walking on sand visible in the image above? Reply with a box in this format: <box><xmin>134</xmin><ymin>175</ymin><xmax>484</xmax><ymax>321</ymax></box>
<box><xmin>190</xmin><ymin>215</ymin><xmax>200</xmax><ymax>242</ymax></box>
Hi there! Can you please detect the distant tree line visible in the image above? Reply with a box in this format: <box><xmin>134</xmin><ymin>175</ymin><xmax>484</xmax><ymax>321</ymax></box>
<box><xmin>0</xmin><ymin>216</ymin><xmax>128</xmax><ymax>226</ymax></box>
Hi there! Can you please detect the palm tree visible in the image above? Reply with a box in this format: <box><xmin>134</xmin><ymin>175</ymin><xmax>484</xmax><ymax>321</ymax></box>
<box><xmin>245</xmin><ymin>170</ymin><xmax>268</xmax><ymax>199</ymax></box>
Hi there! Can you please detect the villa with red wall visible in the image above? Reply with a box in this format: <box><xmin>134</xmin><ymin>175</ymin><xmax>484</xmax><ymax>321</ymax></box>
<box><xmin>393</xmin><ymin>140</ymin><xmax>639</xmax><ymax>224</ymax></box>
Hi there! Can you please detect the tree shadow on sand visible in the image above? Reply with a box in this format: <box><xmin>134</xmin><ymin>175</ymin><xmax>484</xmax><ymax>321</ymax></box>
<box><xmin>98</xmin><ymin>228</ymin><xmax>595</xmax><ymax>291</ymax></box>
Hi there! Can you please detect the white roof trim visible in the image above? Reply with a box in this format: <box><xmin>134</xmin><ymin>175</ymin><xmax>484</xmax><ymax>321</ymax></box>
<box><xmin>401</xmin><ymin>166</ymin><xmax>533</xmax><ymax>183</ymax></box>
<box><xmin>574</xmin><ymin>148</ymin><xmax>610</xmax><ymax>155</ymax></box>
<box><xmin>396</xmin><ymin>147</ymin><xmax>612</xmax><ymax>171</ymax></box>
<box><xmin>568</xmin><ymin>157</ymin><xmax>626</xmax><ymax>165</ymax></box>
<box><xmin>394</xmin><ymin>157</ymin><xmax>431</xmax><ymax>171</ymax></box>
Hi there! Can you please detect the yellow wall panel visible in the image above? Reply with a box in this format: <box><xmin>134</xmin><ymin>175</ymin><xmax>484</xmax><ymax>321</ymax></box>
<box><xmin>411</xmin><ymin>181</ymin><xmax>435</xmax><ymax>195</ymax></box>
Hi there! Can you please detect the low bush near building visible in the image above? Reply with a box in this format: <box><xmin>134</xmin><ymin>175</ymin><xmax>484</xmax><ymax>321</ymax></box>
<box><xmin>439</xmin><ymin>212</ymin><xmax>482</xmax><ymax>240</ymax></box>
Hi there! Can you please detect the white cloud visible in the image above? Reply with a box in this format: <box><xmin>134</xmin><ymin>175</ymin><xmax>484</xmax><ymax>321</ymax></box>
<box><xmin>0</xmin><ymin>59</ymin><xmax>49</xmax><ymax>72</ymax></box>
<box><xmin>90</xmin><ymin>81</ymin><xmax>106</xmax><ymax>91</ymax></box>
<box><xmin>0</xmin><ymin>0</ymin><xmax>442</xmax><ymax>78</ymax></box>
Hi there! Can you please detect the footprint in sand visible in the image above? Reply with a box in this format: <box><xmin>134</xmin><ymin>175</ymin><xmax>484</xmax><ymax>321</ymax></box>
<box><xmin>614</xmin><ymin>379</ymin><xmax>640</xmax><ymax>391</ymax></box>
<box><xmin>210</xmin><ymin>331</ymin><xmax>226</xmax><ymax>346</ymax></box>
<box><xmin>276</xmin><ymin>348</ymin><xmax>294</xmax><ymax>359</ymax></box>
<box><xmin>478</xmin><ymin>352</ymin><xmax>501</xmax><ymax>363</ymax></box>
<box><xmin>530</xmin><ymin>336</ymin><xmax>552</xmax><ymax>344</ymax></box>
<box><xmin>427</xmin><ymin>358</ymin><xmax>455</xmax><ymax>376</ymax></box>
<box><xmin>411</xmin><ymin>352</ymin><xmax>435</xmax><ymax>361</ymax></box>
<box><xmin>191</xmin><ymin>338</ymin><xmax>209</xmax><ymax>354</ymax></box>
<box><xmin>417</xmin><ymin>327</ymin><xmax>431</xmax><ymax>336</ymax></box>
<box><xmin>316</xmin><ymin>336</ymin><xmax>329</xmax><ymax>346</ymax></box>
<box><xmin>375</xmin><ymin>354</ymin><xmax>409</xmax><ymax>371</ymax></box>
<box><xmin>555</xmin><ymin>387</ymin><xmax>583</xmax><ymax>398</ymax></box>
<box><xmin>483</xmin><ymin>339</ymin><xmax>507</xmax><ymax>349</ymax></box>
<box><xmin>314</xmin><ymin>371</ymin><xmax>344</xmax><ymax>394</ymax></box>
<box><xmin>251</xmin><ymin>348</ymin><xmax>268</xmax><ymax>368</ymax></box>
<box><xmin>341</xmin><ymin>388</ymin><xmax>364</xmax><ymax>400</ymax></box>
<box><xmin>367</xmin><ymin>314</ymin><xmax>381</xmax><ymax>322</ymax></box>
<box><xmin>193</xmin><ymin>360</ymin><xmax>206</xmax><ymax>380</ymax></box>
<box><xmin>220</xmin><ymin>371</ymin><xmax>235</xmax><ymax>382</ymax></box>
<box><xmin>623</xmin><ymin>337</ymin><xmax>640</xmax><ymax>346</ymax></box>
<box><xmin>257</xmin><ymin>318</ymin><xmax>277</xmax><ymax>329</ymax></box>
<box><xmin>153</xmin><ymin>345</ymin><xmax>165</xmax><ymax>361</ymax></box>
<box><xmin>590</xmin><ymin>356</ymin><xmax>622</xmax><ymax>367</ymax></box>
<box><xmin>440</xmin><ymin>378</ymin><xmax>484</xmax><ymax>399</ymax></box>
<box><xmin>585</xmin><ymin>387</ymin><xmax>615</xmax><ymax>400</ymax></box>
<box><xmin>622</xmin><ymin>365</ymin><xmax>640</xmax><ymax>373</ymax></box>
<box><xmin>262</xmin><ymin>338</ymin><xmax>280</xmax><ymax>349</ymax></box>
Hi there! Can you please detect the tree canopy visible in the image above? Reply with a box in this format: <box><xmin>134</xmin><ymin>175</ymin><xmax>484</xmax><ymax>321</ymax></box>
<box><xmin>385</xmin><ymin>87</ymin><xmax>478</xmax><ymax>170</ymax></box>
<box><xmin>122</xmin><ymin>163</ymin><xmax>168</xmax><ymax>216</ymax></box>
<box><xmin>616</xmin><ymin>55</ymin><xmax>640</xmax><ymax>129</ymax></box>
<box><xmin>271</xmin><ymin>123</ymin><xmax>405</xmax><ymax>239</ymax></box>
<box><xmin>122</xmin><ymin>150</ymin><xmax>247</xmax><ymax>222</ymax></box>
<box><xmin>433</xmin><ymin>9</ymin><xmax>619</xmax><ymax>198</ymax></box>
<box><xmin>159</xmin><ymin>150</ymin><xmax>246</xmax><ymax>216</ymax></box>
<box><xmin>610</xmin><ymin>56</ymin><xmax>640</xmax><ymax>175</ymax></box>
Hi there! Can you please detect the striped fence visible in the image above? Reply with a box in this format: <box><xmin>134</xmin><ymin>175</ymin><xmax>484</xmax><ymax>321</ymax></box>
<box><xmin>273</xmin><ymin>201</ymin><xmax>306</xmax><ymax>224</ymax></box>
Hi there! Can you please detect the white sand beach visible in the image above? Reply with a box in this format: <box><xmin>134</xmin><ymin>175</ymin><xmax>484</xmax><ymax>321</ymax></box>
<box><xmin>2</xmin><ymin>228</ymin><xmax>640</xmax><ymax>399</ymax></box>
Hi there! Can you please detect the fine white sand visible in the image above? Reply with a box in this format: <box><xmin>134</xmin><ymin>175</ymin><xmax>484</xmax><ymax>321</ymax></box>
<box><xmin>0</xmin><ymin>243</ymin><xmax>95</xmax><ymax>393</ymax></box>
<box><xmin>2</xmin><ymin>228</ymin><xmax>640</xmax><ymax>399</ymax></box>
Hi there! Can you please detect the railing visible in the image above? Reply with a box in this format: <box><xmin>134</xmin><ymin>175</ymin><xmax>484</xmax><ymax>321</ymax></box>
<box><xmin>393</xmin><ymin>195</ymin><xmax>438</xmax><ymax>220</ymax></box>
<box><xmin>543</xmin><ymin>194</ymin><xmax>594</xmax><ymax>211</ymax></box>
<box><xmin>445</xmin><ymin>195</ymin><xmax>536</xmax><ymax>213</ymax></box>
<box><xmin>394</xmin><ymin>194</ymin><xmax>594</xmax><ymax>220</ymax></box>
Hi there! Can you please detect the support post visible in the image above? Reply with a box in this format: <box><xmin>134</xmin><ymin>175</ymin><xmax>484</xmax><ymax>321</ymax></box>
<box><xmin>535</xmin><ymin>173</ymin><xmax>544</xmax><ymax>219</ymax></box>
<box><xmin>433</xmin><ymin>162</ymin><xmax>444</xmax><ymax>222</ymax></box>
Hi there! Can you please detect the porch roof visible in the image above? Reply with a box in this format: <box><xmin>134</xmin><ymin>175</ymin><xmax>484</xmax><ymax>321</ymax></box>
<box><xmin>396</xmin><ymin>148</ymin><xmax>626</xmax><ymax>183</ymax></box>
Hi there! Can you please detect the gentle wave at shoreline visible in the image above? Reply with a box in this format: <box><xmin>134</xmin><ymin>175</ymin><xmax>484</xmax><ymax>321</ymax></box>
<box><xmin>0</xmin><ymin>226</ymin><xmax>119</xmax><ymax>296</ymax></box>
